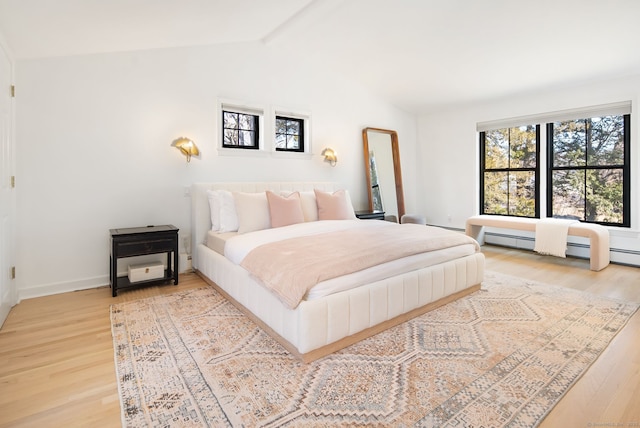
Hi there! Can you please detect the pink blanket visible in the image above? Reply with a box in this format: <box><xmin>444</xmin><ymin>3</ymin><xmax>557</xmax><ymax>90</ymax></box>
<box><xmin>240</xmin><ymin>224</ymin><xmax>480</xmax><ymax>309</ymax></box>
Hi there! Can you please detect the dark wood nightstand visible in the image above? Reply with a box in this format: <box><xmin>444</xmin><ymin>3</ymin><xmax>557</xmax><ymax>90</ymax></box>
<box><xmin>355</xmin><ymin>210</ymin><xmax>385</xmax><ymax>220</ymax></box>
<box><xmin>109</xmin><ymin>225</ymin><xmax>179</xmax><ymax>297</ymax></box>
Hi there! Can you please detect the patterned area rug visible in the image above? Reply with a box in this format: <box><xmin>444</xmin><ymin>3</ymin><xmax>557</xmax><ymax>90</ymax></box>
<box><xmin>111</xmin><ymin>272</ymin><xmax>638</xmax><ymax>427</ymax></box>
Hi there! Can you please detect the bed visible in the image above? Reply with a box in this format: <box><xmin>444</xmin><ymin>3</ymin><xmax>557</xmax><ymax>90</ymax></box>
<box><xmin>191</xmin><ymin>182</ymin><xmax>485</xmax><ymax>362</ymax></box>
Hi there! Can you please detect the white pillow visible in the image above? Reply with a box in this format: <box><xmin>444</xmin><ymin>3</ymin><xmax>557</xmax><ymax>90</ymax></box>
<box><xmin>206</xmin><ymin>189</ymin><xmax>221</xmax><ymax>231</ymax></box>
<box><xmin>281</xmin><ymin>190</ymin><xmax>318</xmax><ymax>222</ymax></box>
<box><xmin>206</xmin><ymin>189</ymin><xmax>238</xmax><ymax>232</ymax></box>
<box><xmin>233</xmin><ymin>192</ymin><xmax>271</xmax><ymax>234</ymax></box>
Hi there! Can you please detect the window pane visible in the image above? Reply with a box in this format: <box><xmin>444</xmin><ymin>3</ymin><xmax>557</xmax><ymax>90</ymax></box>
<box><xmin>224</xmin><ymin>129</ymin><xmax>237</xmax><ymax>145</ymax></box>
<box><xmin>587</xmin><ymin>115</ymin><xmax>625</xmax><ymax>166</ymax></box>
<box><xmin>484</xmin><ymin>129</ymin><xmax>508</xmax><ymax>169</ymax></box>
<box><xmin>484</xmin><ymin>171</ymin><xmax>508</xmax><ymax>214</ymax></box>
<box><xmin>287</xmin><ymin>120</ymin><xmax>300</xmax><ymax>134</ymax></box>
<box><xmin>509</xmin><ymin>171</ymin><xmax>536</xmax><ymax>217</ymax></box>
<box><xmin>552</xmin><ymin>120</ymin><xmax>586</xmax><ymax>167</ymax></box>
<box><xmin>286</xmin><ymin>135</ymin><xmax>300</xmax><ymax>150</ymax></box>
<box><xmin>586</xmin><ymin>169</ymin><xmax>623</xmax><ymax>223</ymax></box>
<box><xmin>552</xmin><ymin>169</ymin><xmax>584</xmax><ymax>220</ymax></box>
<box><xmin>223</xmin><ymin>112</ymin><xmax>238</xmax><ymax>128</ymax></box>
<box><xmin>239</xmin><ymin>130</ymin><xmax>255</xmax><ymax>146</ymax></box>
<box><xmin>275</xmin><ymin>118</ymin><xmax>287</xmax><ymax>134</ymax></box>
<box><xmin>275</xmin><ymin>133</ymin><xmax>286</xmax><ymax>149</ymax></box>
<box><xmin>239</xmin><ymin>114</ymin><xmax>256</xmax><ymax>131</ymax></box>
<box><xmin>509</xmin><ymin>125</ymin><xmax>537</xmax><ymax>168</ymax></box>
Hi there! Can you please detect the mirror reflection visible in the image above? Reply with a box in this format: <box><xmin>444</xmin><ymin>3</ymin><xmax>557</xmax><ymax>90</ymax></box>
<box><xmin>363</xmin><ymin>127</ymin><xmax>404</xmax><ymax>221</ymax></box>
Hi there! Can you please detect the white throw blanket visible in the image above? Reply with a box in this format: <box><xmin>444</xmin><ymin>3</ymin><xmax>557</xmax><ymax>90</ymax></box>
<box><xmin>534</xmin><ymin>218</ymin><xmax>578</xmax><ymax>258</ymax></box>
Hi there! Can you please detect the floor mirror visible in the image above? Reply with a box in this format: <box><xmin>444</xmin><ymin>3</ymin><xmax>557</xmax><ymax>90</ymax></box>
<box><xmin>362</xmin><ymin>127</ymin><xmax>405</xmax><ymax>221</ymax></box>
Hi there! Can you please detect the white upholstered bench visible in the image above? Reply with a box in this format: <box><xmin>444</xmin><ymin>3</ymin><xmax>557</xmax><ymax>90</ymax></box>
<box><xmin>465</xmin><ymin>215</ymin><xmax>610</xmax><ymax>271</ymax></box>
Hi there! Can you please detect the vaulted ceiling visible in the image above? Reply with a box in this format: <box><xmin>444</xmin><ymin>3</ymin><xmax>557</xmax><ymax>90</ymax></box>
<box><xmin>1</xmin><ymin>0</ymin><xmax>639</xmax><ymax>113</ymax></box>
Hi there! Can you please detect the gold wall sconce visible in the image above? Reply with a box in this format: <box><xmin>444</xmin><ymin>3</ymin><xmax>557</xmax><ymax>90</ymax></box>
<box><xmin>172</xmin><ymin>137</ymin><xmax>200</xmax><ymax>162</ymax></box>
<box><xmin>322</xmin><ymin>147</ymin><xmax>337</xmax><ymax>166</ymax></box>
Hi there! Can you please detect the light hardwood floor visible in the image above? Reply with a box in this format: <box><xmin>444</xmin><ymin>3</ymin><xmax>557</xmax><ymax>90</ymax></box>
<box><xmin>0</xmin><ymin>245</ymin><xmax>638</xmax><ymax>427</ymax></box>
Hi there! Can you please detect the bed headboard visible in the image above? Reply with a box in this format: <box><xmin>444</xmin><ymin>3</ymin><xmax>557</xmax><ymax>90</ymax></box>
<box><xmin>191</xmin><ymin>182</ymin><xmax>339</xmax><ymax>269</ymax></box>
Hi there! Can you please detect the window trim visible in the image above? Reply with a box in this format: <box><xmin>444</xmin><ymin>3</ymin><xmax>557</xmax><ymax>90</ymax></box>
<box><xmin>217</xmin><ymin>100</ymin><xmax>266</xmax><ymax>155</ymax></box>
<box><xmin>477</xmin><ymin>101</ymin><xmax>631</xmax><ymax>132</ymax></box>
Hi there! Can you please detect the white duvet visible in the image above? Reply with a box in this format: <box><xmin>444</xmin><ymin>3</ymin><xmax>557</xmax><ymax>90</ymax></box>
<box><xmin>224</xmin><ymin>219</ymin><xmax>478</xmax><ymax>301</ymax></box>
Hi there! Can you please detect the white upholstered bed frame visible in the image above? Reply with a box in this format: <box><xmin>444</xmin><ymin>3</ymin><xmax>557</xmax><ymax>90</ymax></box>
<box><xmin>191</xmin><ymin>182</ymin><xmax>485</xmax><ymax>362</ymax></box>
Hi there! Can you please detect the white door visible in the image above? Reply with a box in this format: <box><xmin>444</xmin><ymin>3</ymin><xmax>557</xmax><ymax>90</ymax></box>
<box><xmin>0</xmin><ymin>42</ymin><xmax>16</xmax><ymax>328</ymax></box>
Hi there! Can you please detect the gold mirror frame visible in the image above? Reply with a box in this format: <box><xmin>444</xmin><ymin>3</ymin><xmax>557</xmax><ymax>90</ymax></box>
<box><xmin>362</xmin><ymin>127</ymin><xmax>405</xmax><ymax>220</ymax></box>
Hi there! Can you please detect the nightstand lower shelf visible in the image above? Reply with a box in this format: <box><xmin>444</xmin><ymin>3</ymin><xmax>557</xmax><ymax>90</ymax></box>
<box><xmin>112</xmin><ymin>269</ymin><xmax>176</xmax><ymax>292</ymax></box>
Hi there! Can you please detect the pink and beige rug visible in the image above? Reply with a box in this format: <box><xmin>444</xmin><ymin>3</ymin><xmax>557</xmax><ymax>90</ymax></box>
<box><xmin>111</xmin><ymin>272</ymin><xmax>638</xmax><ymax>427</ymax></box>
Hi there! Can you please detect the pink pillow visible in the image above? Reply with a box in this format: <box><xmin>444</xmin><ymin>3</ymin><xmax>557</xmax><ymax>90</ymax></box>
<box><xmin>314</xmin><ymin>189</ymin><xmax>356</xmax><ymax>220</ymax></box>
<box><xmin>266</xmin><ymin>191</ymin><xmax>305</xmax><ymax>228</ymax></box>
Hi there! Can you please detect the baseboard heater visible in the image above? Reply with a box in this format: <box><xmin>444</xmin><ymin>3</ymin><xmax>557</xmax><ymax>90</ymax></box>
<box><xmin>484</xmin><ymin>231</ymin><xmax>640</xmax><ymax>268</ymax></box>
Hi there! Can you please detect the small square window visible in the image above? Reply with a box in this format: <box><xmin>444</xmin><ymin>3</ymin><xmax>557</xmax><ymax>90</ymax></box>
<box><xmin>275</xmin><ymin>116</ymin><xmax>304</xmax><ymax>152</ymax></box>
<box><xmin>222</xmin><ymin>110</ymin><xmax>260</xmax><ymax>150</ymax></box>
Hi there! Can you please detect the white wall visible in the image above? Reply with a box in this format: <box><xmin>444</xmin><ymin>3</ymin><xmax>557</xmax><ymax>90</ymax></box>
<box><xmin>417</xmin><ymin>74</ymin><xmax>640</xmax><ymax>263</ymax></box>
<box><xmin>15</xmin><ymin>41</ymin><xmax>417</xmax><ymax>299</ymax></box>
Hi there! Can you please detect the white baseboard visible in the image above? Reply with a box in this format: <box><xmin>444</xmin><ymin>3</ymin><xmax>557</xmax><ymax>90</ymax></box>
<box><xmin>18</xmin><ymin>275</ymin><xmax>109</xmax><ymax>301</ymax></box>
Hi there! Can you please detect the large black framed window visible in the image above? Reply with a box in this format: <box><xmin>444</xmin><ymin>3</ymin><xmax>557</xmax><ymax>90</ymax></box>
<box><xmin>480</xmin><ymin>125</ymin><xmax>540</xmax><ymax>217</ymax></box>
<box><xmin>547</xmin><ymin>114</ymin><xmax>630</xmax><ymax>227</ymax></box>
